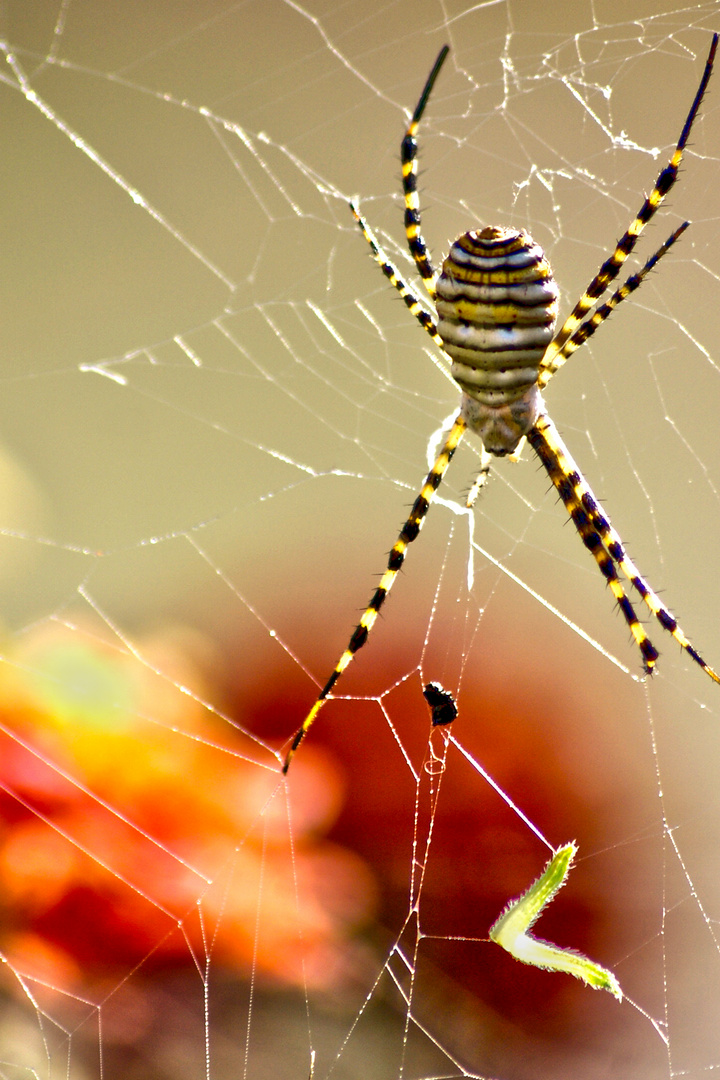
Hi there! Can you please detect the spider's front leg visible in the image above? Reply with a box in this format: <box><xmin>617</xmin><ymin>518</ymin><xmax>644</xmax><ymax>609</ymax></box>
<box><xmin>400</xmin><ymin>43</ymin><xmax>449</xmax><ymax>295</ymax></box>
<box><xmin>538</xmin><ymin>34</ymin><xmax>717</xmax><ymax>386</ymax></box>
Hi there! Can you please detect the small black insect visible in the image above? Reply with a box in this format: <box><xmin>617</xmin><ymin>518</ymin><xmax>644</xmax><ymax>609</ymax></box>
<box><xmin>422</xmin><ymin>682</ymin><xmax>458</xmax><ymax>727</ymax></box>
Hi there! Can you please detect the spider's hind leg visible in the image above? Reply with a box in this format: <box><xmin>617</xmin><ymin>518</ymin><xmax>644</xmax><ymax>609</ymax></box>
<box><xmin>283</xmin><ymin>411</ymin><xmax>468</xmax><ymax>772</ymax></box>
<box><xmin>529</xmin><ymin>416</ymin><xmax>658</xmax><ymax>673</ymax></box>
<box><xmin>579</xmin><ymin>465</ymin><xmax>720</xmax><ymax>684</ymax></box>
<box><xmin>529</xmin><ymin>413</ymin><xmax>719</xmax><ymax>683</ymax></box>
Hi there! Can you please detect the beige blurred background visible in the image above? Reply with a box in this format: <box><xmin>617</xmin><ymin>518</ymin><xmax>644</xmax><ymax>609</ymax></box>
<box><xmin>0</xmin><ymin>1</ymin><xmax>719</xmax><ymax>1077</ymax></box>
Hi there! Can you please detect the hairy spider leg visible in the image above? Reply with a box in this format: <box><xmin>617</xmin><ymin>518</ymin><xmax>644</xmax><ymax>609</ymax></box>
<box><xmin>539</xmin><ymin>33</ymin><xmax>717</xmax><ymax>385</ymax></box>
<box><xmin>400</xmin><ymin>44</ymin><xmax>449</xmax><ymax>295</ymax></box>
<box><xmin>528</xmin><ymin>413</ymin><xmax>720</xmax><ymax>681</ymax></box>
<box><xmin>350</xmin><ymin>200</ymin><xmax>442</xmax><ymax>346</ymax></box>
<box><xmin>550</xmin><ymin>223</ymin><xmax>689</xmax><ymax>364</ymax></box>
<box><xmin>528</xmin><ymin>416</ymin><xmax>658</xmax><ymax>671</ymax></box>
<box><xmin>283</xmin><ymin>412</ymin><xmax>467</xmax><ymax>772</ymax></box>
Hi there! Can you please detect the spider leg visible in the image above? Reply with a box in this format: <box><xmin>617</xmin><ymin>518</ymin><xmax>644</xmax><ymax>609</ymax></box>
<box><xmin>401</xmin><ymin>44</ymin><xmax>449</xmax><ymax>298</ymax></box>
<box><xmin>466</xmin><ymin>446</ymin><xmax>493</xmax><ymax>508</ymax></box>
<box><xmin>351</xmin><ymin>200</ymin><xmax>443</xmax><ymax>347</ymax></box>
<box><xmin>283</xmin><ymin>411</ymin><xmax>467</xmax><ymax>772</ymax></box>
<box><xmin>529</xmin><ymin>413</ymin><xmax>720</xmax><ymax>682</ymax></box>
<box><xmin>546</xmin><ymin>222</ymin><xmax>688</xmax><ymax>367</ymax></box>
<box><xmin>528</xmin><ymin>413</ymin><xmax>658</xmax><ymax>672</ymax></box>
<box><xmin>575</xmin><ymin>470</ymin><xmax>720</xmax><ymax>686</ymax></box>
<box><xmin>539</xmin><ymin>33</ymin><xmax>717</xmax><ymax>387</ymax></box>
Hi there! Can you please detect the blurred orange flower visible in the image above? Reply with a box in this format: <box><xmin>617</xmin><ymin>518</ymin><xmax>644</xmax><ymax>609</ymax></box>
<box><xmin>0</xmin><ymin>623</ymin><xmax>376</xmax><ymax>995</ymax></box>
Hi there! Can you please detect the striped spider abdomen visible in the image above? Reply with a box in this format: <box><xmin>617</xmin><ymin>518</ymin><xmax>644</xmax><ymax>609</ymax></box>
<box><xmin>436</xmin><ymin>226</ymin><xmax>558</xmax><ymax>454</ymax></box>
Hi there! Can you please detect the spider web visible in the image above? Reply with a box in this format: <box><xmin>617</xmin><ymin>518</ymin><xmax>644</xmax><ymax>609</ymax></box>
<box><xmin>0</xmin><ymin>1</ymin><xmax>719</xmax><ymax>1077</ymax></box>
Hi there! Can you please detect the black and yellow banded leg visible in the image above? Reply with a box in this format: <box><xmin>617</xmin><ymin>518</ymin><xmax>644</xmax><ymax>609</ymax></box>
<box><xmin>528</xmin><ymin>415</ymin><xmax>658</xmax><ymax>672</ymax></box>
<box><xmin>350</xmin><ymin>200</ymin><xmax>443</xmax><ymax>347</ymax></box>
<box><xmin>538</xmin><ymin>33</ymin><xmax>718</xmax><ymax>386</ymax></box>
<box><xmin>529</xmin><ymin>413</ymin><xmax>720</xmax><ymax>682</ymax></box>
<box><xmin>575</xmin><ymin>463</ymin><xmax>720</xmax><ymax>686</ymax></box>
<box><xmin>544</xmin><ymin>222</ymin><xmax>689</xmax><ymax>371</ymax></box>
<box><xmin>283</xmin><ymin>411</ymin><xmax>467</xmax><ymax>772</ymax></box>
<box><xmin>400</xmin><ymin>44</ymin><xmax>449</xmax><ymax>297</ymax></box>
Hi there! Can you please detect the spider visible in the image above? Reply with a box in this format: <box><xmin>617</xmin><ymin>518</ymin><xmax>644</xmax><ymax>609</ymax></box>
<box><xmin>283</xmin><ymin>36</ymin><xmax>719</xmax><ymax>773</ymax></box>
